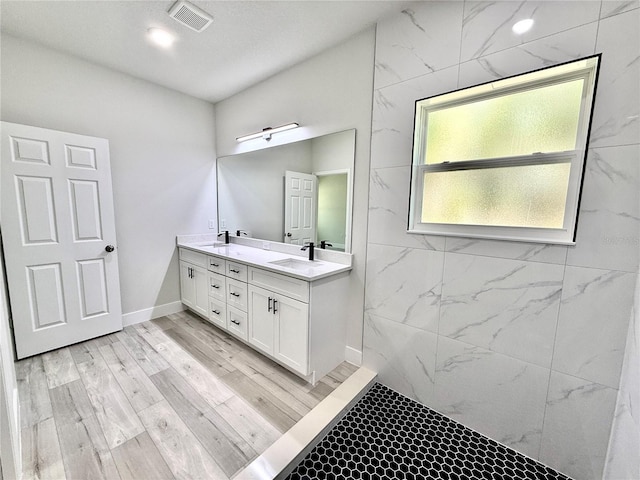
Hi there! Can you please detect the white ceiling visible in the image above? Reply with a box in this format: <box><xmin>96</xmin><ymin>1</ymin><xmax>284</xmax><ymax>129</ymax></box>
<box><xmin>0</xmin><ymin>0</ymin><xmax>413</xmax><ymax>103</ymax></box>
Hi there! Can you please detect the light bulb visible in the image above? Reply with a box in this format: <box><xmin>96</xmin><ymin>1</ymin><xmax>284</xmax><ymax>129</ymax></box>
<box><xmin>512</xmin><ymin>19</ymin><xmax>534</xmax><ymax>35</ymax></box>
<box><xmin>147</xmin><ymin>28</ymin><xmax>175</xmax><ymax>48</ymax></box>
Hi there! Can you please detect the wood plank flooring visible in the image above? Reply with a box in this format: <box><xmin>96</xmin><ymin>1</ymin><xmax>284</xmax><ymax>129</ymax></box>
<box><xmin>16</xmin><ymin>310</ymin><xmax>357</xmax><ymax>480</ymax></box>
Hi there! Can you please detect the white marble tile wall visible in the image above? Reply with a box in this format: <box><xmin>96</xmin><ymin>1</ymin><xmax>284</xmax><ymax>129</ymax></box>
<box><xmin>364</xmin><ymin>3</ymin><xmax>640</xmax><ymax>479</ymax></box>
<box><xmin>603</xmin><ymin>272</ymin><xmax>640</xmax><ymax>479</ymax></box>
<box><xmin>433</xmin><ymin>336</ymin><xmax>549</xmax><ymax>459</ymax></box>
<box><xmin>440</xmin><ymin>254</ymin><xmax>564</xmax><ymax>367</ymax></box>
<box><xmin>363</xmin><ymin>312</ymin><xmax>438</xmax><ymax>406</ymax></box>
<box><xmin>539</xmin><ymin>371</ymin><xmax>618</xmax><ymax>480</ymax></box>
<box><xmin>552</xmin><ymin>266</ymin><xmax>637</xmax><ymax>388</ymax></box>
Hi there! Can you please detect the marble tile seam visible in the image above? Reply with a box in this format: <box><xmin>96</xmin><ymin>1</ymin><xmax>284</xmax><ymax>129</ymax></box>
<box><xmin>365</xmin><ymin>310</ymin><xmax>623</xmax><ymax>395</ymax></box>
<box><xmin>374</xmin><ymin>19</ymin><xmax>605</xmax><ymax>93</ymax></box>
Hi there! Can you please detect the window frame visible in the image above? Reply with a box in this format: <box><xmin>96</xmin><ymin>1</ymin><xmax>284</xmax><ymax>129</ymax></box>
<box><xmin>408</xmin><ymin>55</ymin><xmax>601</xmax><ymax>245</ymax></box>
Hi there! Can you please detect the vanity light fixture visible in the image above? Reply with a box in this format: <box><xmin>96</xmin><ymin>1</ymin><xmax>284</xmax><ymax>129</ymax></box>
<box><xmin>236</xmin><ymin>123</ymin><xmax>300</xmax><ymax>142</ymax></box>
<box><xmin>512</xmin><ymin>18</ymin><xmax>534</xmax><ymax>35</ymax></box>
<box><xmin>147</xmin><ymin>27</ymin><xmax>175</xmax><ymax>48</ymax></box>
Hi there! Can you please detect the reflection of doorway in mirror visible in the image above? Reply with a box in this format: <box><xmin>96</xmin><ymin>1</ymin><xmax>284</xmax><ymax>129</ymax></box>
<box><xmin>316</xmin><ymin>169</ymin><xmax>351</xmax><ymax>252</ymax></box>
<box><xmin>284</xmin><ymin>170</ymin><xmax>317</xmax><ymax>246</ymax></box>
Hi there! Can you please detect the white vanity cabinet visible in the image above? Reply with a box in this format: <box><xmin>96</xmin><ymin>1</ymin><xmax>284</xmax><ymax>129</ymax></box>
<box><xmin>178</xmin><ymin>245</ymin><xmax>350</xmax><ymax>383</ymax></box>
<box><xmin>248</xmin><ymin>283</ymin><xmax>309</xmax><ymax>373</ymax></box>
<box><xmin>179</xmin><ymin>250</ymin><xmax>209</xmax><ymax>318</ymax></box>
<box><xmin>247</xmin><ymin>266</ymin><xmax>346</xmax><ymax>380</ymax></box>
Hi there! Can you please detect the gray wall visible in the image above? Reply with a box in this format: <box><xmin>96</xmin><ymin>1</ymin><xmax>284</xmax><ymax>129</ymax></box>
<box><xmin>363</xmin><ymin>2</ymin><xmax>639</xmax><ymax>479</ymax></box>
<box><xmin>214</xmin><ymin>28</ymin><xmax>375</xmax><ymax>359</ymax></box>
<box><xmin>217</xmin><ymin>140</ymin><xmax>313</xmax><ymax>241</ymax></box>
<box><xmin>0</xmin><ymin>35</ymin><xmax>218</xmax><ymax>318</ymax></box>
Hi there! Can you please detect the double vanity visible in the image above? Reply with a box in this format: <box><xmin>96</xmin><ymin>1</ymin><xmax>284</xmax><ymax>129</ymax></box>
<box><xmin>177</xmin><ymin>235</ymin><xmax>352</xmax><ymax>384</ymax></box>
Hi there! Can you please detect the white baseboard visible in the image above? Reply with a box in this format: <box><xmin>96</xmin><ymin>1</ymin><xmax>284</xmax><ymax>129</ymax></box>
<box><xmin>345</xmin><ymin>346</ymin><xmax>362</xmax><ymax>366</ymax></box>
<box><xmin>122</xmin><ymin>301</ymin><xmax>185</xmax><ymax>327</ymax></box>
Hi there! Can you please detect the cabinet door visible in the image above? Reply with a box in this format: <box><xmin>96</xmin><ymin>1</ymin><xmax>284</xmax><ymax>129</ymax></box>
<box><xmin>192</xmin><ymin>265</ymin><xmax>209</xmax><ymax>318</ymax></box>
<box><xmin>248</xmin><ymin>285</ymin><xmax>274</xmax><ymax>356</ymax></box>
<box><xmin>179</xmin><ymin>261</ymin><xmax>196</xmax><ymax>308</ymax></box>
<box><xmin>274</xmin><ymin>295</ymin><xmax>309</xmax><ymax>375</ymax></box>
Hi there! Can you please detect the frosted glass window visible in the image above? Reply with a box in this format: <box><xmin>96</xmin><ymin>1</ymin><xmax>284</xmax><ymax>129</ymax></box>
<box><xmin>424</xmin><ymin>80</ymin><xmax>584</xmax><ymax>164</ymax></box>
<box><xmin>409</xmin><ymin>55</ymin><xmax>600</xmax><ymax>245</ymax></box>
<box><xmin>421</xmin><ymin>164</ymin><xmax>571</xmax><ymax>228</ymax></box>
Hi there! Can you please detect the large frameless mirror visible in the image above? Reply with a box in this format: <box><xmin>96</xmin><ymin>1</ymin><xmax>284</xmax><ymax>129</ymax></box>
<box><xmin>217</xmin><ymin>129</ymin><xmax>355</xmax><ymax>252</ymax></box>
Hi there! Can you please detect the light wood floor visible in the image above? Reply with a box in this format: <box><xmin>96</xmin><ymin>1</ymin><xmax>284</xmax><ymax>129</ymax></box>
<box><xmin>16</xmin><ymin>310</ymin><xmax>357</xmax><ymax>480</ymax></box>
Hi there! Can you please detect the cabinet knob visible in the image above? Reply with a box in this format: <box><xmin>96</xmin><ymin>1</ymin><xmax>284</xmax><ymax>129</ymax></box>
<box><xmin>105</xmin><ymin>245</ymin><xmax>115</xmax><ymax>253</ymax></box>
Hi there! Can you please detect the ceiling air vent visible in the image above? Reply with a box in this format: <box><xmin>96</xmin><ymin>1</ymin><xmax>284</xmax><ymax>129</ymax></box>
<box><xmin>168</xmin><ymin>1</ymin><xmax>213</xmax><ymax>33</ymax></box>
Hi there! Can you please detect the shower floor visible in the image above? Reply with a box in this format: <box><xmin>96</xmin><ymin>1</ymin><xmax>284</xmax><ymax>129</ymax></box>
<box><xmin>285</xmin><ymin>383</ymin><xmax>570</xmax><ymax>480</ymax></box>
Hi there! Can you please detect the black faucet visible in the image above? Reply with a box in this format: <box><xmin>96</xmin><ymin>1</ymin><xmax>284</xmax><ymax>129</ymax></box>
<box><xmin>217</xmin><ymin>230</ymin><xmax>229</xmax><ymax>244</ymax></box>
<box><xmin>301</xmin><ymin>242</ymin><xmax>315</xmax><ymax>261</ymax></box>
<box><xmin>320</xmin><ymin>240</ymin><xmax>333</xmax><ymax>249</ymax></box>
<box><xmin>236</xmin><ymin>230</ymin><xmax>248</xmax><ymax>237</ymax></box>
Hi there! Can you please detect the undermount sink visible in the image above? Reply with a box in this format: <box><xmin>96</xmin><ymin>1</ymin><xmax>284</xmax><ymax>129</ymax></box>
<box><xmin>191</xmin><ymin>241</ymin><xmax>225</xmax><ymax>248</ymax></box>
<box><xmin>269</xmin><ymin>258</ymin><xmax>323</xmax><ymax>270</ymax></box>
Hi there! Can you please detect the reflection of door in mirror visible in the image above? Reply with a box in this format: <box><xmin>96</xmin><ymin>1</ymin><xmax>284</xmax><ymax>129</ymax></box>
<box><xmin>284</xmin><ymin>171</ymin><xmax>317</xmax><ymax>245</ymax></box>
<box><xmin>316</xmin><ymin>170</ymin><xmax>349</xmax><ymax>252</ymax></box>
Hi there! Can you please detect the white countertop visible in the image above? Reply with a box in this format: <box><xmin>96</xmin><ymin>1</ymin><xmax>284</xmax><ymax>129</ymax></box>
<box><xmin>177</xmin><ymin>241</ymin><xmax>352</xmax><ymax>281</ymax></box>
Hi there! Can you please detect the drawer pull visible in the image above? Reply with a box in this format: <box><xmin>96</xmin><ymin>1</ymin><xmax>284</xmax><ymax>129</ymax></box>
<box><xmin>230</xmin><ymin>268</ymin><xmax>241</xmax><ymax>274</ymax></box>
<box><xmin>273</xmin><ymin>299</ymin><xmax>278</xmax><ymax>314</ymax></box>
<box><xmin>268</xmin><ymin>297</ymin><xmax>272</xmax><ymax>312</ymax></box>
<box><xmin>229</xmin><ymin>292</ymin><xmax>240</xmax><ymax>297</ymax></box>
<box><xmin>230</xmin><ymin>319</ymin><xmax>240</xmax><ymax>326</ymax></box>
<box><xmin>210</xmin><ymin>263</ymin><xmax>219</xmax><ymax>267</ymax></box>
<box><xmin>212</xmin><ymin>310</ymin><xmax>220</xmax><ymax>315</ymax></box>
<box><xmin>211</xmin><ymin>284</ymin><xmax>220</xmax><ymax>289</ymax></box>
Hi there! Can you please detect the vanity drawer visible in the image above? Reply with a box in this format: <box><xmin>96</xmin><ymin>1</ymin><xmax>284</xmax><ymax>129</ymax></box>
<box><xmin>248</xmin><ymin>267</ymin><xmax>309</xmax><ymax>303</ymax></box>
<box><xmin>226</xmin><ymin>262</ymin><xmax>248</xmax><ymax>282</ymax></box>
<box><xmin>208</xmin><ymin>298</ymin><xmax>227</xmax><ymax>330</ymax></box>
<box><xmin>208</xmin><ymin>272</ymin><xmax>226</xmax><ymax>301</ymax></box>
<box><xmin>226</xmin><ymin>278</ymin><xmax>248</xmax><ymax>312</ymax></box>
<box><xmin>227</xmin><ymin>305</ymin><xmax>248</xmax><ymax>341</ymax></box>
<box><xmin>179</xmin><ymin>248</ymin><xmax>207</xmax><ymax>267</ymax></box>
<box><xmin>208</xmin><ymin>255</ymin><xmax>226</xmax><ymax>274</ymax></box>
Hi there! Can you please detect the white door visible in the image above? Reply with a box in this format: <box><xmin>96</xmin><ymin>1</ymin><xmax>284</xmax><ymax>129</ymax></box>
<box><xmin>1</xmin><ymin>122</ymin><xmax>122</xmax><ymax>359</ymax></box>
<box><xmin>284</xmin><ymin>171</ymin><xmax>316</xmax><ymax>245</ymax></box>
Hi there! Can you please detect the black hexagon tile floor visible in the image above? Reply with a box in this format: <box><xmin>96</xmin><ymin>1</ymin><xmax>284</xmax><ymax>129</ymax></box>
<box><xmin>285</xmin><ymin>383</ymin><xmax>570</xmax><ymax>480</ymax></box>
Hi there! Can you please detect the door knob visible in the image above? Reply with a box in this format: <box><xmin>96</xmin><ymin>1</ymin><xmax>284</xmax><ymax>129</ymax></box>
<box><xmin>105</xmin><ymin>245</ymin><xmax>115</xmax><ymax>252</ymax></box>
<box><xmin>286</xmin><ymin>232</ymin><xmax>292</xmax><ymax>237</ymax></box>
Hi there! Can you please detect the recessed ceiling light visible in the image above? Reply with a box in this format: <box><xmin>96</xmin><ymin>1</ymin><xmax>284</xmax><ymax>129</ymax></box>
<box><xmin>147</xmin><ymin>27</ymin><xmax>175</xmax><ymax>48</ymax></box>
<box><xmin>512</xmin><ymin>19</ymin><xmax>534</xmax><ymax>35</ymax></box>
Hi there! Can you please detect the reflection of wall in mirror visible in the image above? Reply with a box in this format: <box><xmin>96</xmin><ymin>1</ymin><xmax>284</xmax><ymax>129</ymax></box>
<box><xmin>317</xmin><ymin>173</ymin><xmax>347</xmax><ymax>251</ymax></box>
<box><xmin>217</xmin><ymin>141</ymin><xmax>312</xmax><ymax>241</ymax></box>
